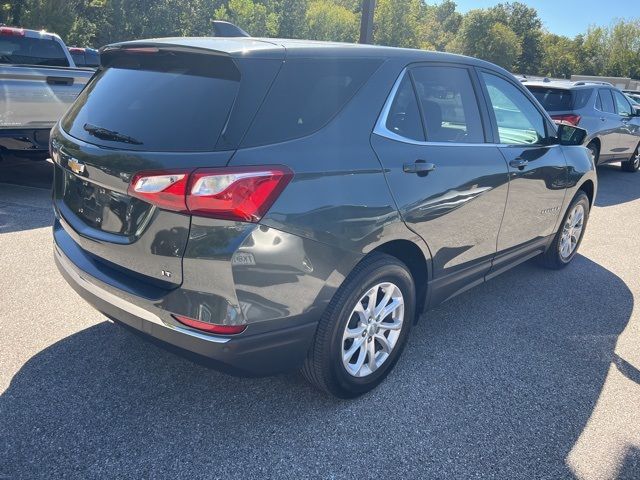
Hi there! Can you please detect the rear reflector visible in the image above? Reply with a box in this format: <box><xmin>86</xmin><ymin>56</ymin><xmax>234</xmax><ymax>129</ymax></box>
<box><xmin>0</xmin><ymin>27</ymin><xmax>25</xmax><ymax>37</ymax></box>
<box><xmin>173</xmin><ymin>314</ymin><xmax>247</xmax><ymax>335</ymax></box>
<box><xmin>127</xmin><ymin>166</ymin><xmax>293</xmax><ymax>222</ymax></box>
<box><xmin>551</xmin><ymin>114</ymin><xmax>581</xmax><ymax>126</ymax></box>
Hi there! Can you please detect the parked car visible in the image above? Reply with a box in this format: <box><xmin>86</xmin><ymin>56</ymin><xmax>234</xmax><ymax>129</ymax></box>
<box><xmin>623</xmin><ymin>90</ymin><xmax>640</xmax><ymax>104</ymax></box>
<box><xmin>0</xmin><ymin>26</ymin><xmax>94</xmax><ymax>159</ymax></box>
<box><xmin>68</xmin><ymin>47</ymin><xmax>100</xmax><ymax>68</ymax></box>
<box><xmin>525</xmin><ymin>80</ymin><xmax>640</xmax><ymax>172</ymax></box>
<box><xmin>51</xmin><ymin>38</ymin><xmax>596</xmax><ymax>397</ymax></box>
<box><xmin>625</xmin><ymin>93</ymin><xmax>640</xmax><ymax>114</ymax></box>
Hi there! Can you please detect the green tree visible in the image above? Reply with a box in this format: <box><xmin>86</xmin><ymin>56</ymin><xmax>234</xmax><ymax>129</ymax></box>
<box><xmin>214</xmin><ymin>0</ymin><xmax>279</xmax><ymax>37</ymax></box>
<box><xmin>420</xmin><ymin>0</ymin><xmax>462</xmax><ymax>51</ymax></box>
<box><xmin>492</xmin><ymin>2</ymin><xmax>543</xmax><ymax>74</ymax></box>
<box><xmin>373</xmin><ymin>0</ymin><xmax>422</xmax><ymax>48</ymax></box>
<box><xmin>540</xmin><ymin>32</ymin><xmax>578</xmax><ymax>78</ymax></box>
<box><xmin>452</xmin><ymin>9</ymin><xmax>522</xmax><ymax>70</ymax></box>
<box><xmin>305</xmin><ymin>1</ymin><xmax>358</xmax><ymax>42</ymax></box>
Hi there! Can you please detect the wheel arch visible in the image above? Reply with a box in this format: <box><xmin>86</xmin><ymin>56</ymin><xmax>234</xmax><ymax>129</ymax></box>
<box><xmin>369</xmin><ymin>239</ymin><xmax>430</xmax><ymax>320</ymax></box>
<box><xmin>578</xmin><ymin>179</ymin><xmax>595</xmax><ymax>207</ymax></box>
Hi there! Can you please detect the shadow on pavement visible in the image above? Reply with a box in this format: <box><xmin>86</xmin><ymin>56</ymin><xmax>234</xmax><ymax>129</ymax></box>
<box><xmin>1</xmin><ymin>255</ymin><xmax>635</xmax><ymax>478</ymax></box>
<box><xmin>595</xmin><ymin>164</ymin><xmax>640</xmax><ymax>207</ymax></box>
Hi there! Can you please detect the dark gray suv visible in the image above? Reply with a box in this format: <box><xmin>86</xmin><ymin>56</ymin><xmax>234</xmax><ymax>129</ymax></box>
<box><xmin>51</xmin><ymin>38</ymin><xmax>596</xmax><ymax>397</ymax></box>
<box><xmin>525</xmin><ymin>80</ymin><xmax>640</xmax><ymax>172</ymax></box>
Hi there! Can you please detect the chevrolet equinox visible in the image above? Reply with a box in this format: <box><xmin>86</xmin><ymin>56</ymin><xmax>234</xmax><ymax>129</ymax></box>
<box><xmin>51</xmin><ymin>38</ymin><xmax>597</xmax><ymax>398</ymax></box>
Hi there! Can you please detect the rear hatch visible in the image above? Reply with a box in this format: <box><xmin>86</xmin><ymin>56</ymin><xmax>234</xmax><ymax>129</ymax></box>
<box><xmin>52</xmin><ymin>42</ymin><xmax>284</xmax><ymax>287</ymax></box>
<box><xmin>526</xmin><ymin>85</ymin><xmax>593</xmax><ymax>125</ymax></box>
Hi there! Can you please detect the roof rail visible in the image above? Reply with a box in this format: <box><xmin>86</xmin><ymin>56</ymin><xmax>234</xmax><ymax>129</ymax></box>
<box><xmin>573</xmin><ymin>81</ymin><xmax>614</xmax><ymax>87</ymax></box>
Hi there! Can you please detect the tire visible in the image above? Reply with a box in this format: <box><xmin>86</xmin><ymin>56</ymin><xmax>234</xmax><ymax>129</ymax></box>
<box><xmin>538</xmin><ymin>191</ymin><xmax>590</xmax><ymax>270</ymax></box>
<box><xmin>302</xmin><ymin>252</ymin><xmax>415</xmax><ymax>398</ymax></box>
<box><xmin>621</xmin><ymin>143</ymin><xmax>640</xmax><ymax>172</ymax></box>
<box><xmin>586</xmin><ymin>140</ymin><xmax>600</xmax><ymax>166</ymax></box>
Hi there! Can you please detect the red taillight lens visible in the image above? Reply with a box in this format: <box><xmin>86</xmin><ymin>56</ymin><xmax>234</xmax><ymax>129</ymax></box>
<box><xmin>173</xmin><ymin>314</ymin><xmax>246</xmax><ymax>335</ymax></box>
<box><xmin>68</xmin><ymin>47</ymin><xmax>84</xmax><ymax>53</ymax></box>
<box><xmin>551</xmin><ymin>114</ymin><xmax>581</xmax><ymax>126</ymax></box>
<box><xmin>127</xmin><ymin>166</ymin><xmax>293</xmax><ymax>222</ymax></box>
<box><xmin>0</xmin><ymin>27</ymin><xmax>25</xmax><ymax>37</ymax></box>
<box><xmin>187</xmin><ymin>166</ymin><xmax>293</xmax><ymax>222</ymax></box>
<box><xmin>128</xmin><ymin>170</ymin><xmax>190</xmax><ymax>213</ymax></box>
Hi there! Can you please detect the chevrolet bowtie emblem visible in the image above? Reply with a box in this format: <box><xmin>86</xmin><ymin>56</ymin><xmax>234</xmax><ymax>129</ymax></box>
<box><xmin>67</xmin><ymin>158</ymin><xmax>86</xmax><ymax>175</ymax></box>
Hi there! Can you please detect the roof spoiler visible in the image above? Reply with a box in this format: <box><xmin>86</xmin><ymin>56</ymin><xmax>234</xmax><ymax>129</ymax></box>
<box><xmin>212</xmin><ymin>21</ymin><xmax>250</xmax><ymax>38</ymax></box>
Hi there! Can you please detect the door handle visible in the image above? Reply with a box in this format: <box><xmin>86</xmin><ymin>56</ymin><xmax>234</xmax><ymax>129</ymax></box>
<box><xmin>403</xmin><ymin>160</ymin><xmax>436</xmax><ymax>175</ymax></box>
<box><xmin>509</xmin><ymin>158</ymin><xmax>528</xmax><ymax>169</ymax></box>
<box><xmin>46</xmin><ymin>76</ymin><xmax>74</xmax><ymax>86</ymax></box>
<box><xmin>600</xmin><ymin>117</ymin><xmax>606</xmax><ymax>122</ymax></box>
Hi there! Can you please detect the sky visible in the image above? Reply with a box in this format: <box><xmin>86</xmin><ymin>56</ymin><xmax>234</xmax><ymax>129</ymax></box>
<box><xmin>454</xmin><ymin>0</ymin><xmax>638</xmax><ymax>37</ymax></box>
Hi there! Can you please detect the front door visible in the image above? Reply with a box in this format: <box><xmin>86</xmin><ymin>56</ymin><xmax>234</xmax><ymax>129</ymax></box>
<box><xmin>371</xmin><ymin>65</ymin><xmax>509</xmax><ymax>305</ymax></box>
<box><xmin>478</xmin><ymin>70</ymin><xmax>568</xmax><ymax>273</ymax></box>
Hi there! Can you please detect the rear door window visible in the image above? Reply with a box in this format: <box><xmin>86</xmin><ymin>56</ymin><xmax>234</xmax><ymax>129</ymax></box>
<box><xmin>385</xmin><ymin>75</ymin><xmax>425</xmax><ymax>141</ymax></box>
<box><xmin>61</xmin><ymin>50</ymin><xmax>241</xmax><ymax>152</ymax></box>
<box><xmin>598</xmin><ymin>89</ymin><xmax>616</xmax><ymax>114</ymax></box>
<box><xmin>411</xmin><ymin>66</ymin><xmax>484</xmax><ymax>143</ymax></box>
<box><xmin>242</xmin><ymin>57</ymin><xmax>382</xmax><ymax>147</ymax></box>
<box><xmin>481</xmin><ymin>72</ymin><xmax>547</xmax><ymax>145</ymax></box>
<box><xmin>0</xmin><ymin>36</ymin><xmax>69</xmax><ymax>67</ymax></box>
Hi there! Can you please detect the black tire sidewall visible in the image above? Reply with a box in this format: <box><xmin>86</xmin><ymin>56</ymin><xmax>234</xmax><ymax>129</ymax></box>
<box><xmin>326</xmin><ymin>260</ymin><xmax>415</xmax><ymax>397</ymax></box>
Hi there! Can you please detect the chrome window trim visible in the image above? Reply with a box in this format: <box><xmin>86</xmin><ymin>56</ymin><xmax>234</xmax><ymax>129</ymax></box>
<box><xmin>374</xmin><ymin>68</ymin><xmax>501</xmax><ymax>148</ymax></box>
<box><xmin>373</xmin><ymin>67</ymin><xmax>557</xmax><ymax>149</ymax></box>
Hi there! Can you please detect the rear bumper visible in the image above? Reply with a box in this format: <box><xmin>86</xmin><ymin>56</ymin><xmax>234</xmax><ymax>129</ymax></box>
<box><xmin>53</xmin><ymin>225</ymin><xmax>319</xmax><ymax>376</ymax></box>
<box><xmin>0</xmin><ymin>128</ymin><xmax>51</xmax><ymax>156</ymax></box>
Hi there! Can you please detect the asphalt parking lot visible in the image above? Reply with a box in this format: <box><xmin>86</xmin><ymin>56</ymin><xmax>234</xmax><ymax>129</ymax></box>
<box><xmin>1</xmin><ymin>157</ymin><xmax>639</xmax><ymax>479</ymax></box>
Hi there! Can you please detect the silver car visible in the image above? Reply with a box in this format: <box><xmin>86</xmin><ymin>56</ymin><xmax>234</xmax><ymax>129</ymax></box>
<box><xmin>525</xmin><ymin>80</ymin><xmax>640</xmax><ymax>172</ymax></box>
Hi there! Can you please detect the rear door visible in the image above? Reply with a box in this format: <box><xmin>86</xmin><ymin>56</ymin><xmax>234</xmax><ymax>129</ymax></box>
<box><xmin>477</xmin><ymin>70</ymin><xmax>567</xmax><ymax>273</ymax></box>
<box><xmin>612</xmin><ymin>89</ymin><xmax>640</xmax><ymax>155</ymax></box>
<box><xmin>595</xmin><ymin>88</ymin><xmax>622</xmax><ymax>160</ymax></box>
<box><xmin>371</xmin><ymin>64</ymin><xmax>509</xmax><ymax>304</ymax></box>
<box><xmin>52</xmin><ymin>45</ymin><xmax>283</xmax><ymax>286</ymax></box>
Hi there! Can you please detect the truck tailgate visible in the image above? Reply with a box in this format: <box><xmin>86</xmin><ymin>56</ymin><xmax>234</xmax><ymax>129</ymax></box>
<box><xmin>0</xmin><ymin>65</ymin><xmax>93</xmax><ymax>129</ymax></box>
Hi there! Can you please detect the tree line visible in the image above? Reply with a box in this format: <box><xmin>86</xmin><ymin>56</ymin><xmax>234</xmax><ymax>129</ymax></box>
<box><xmin>2</xmin><ymin>0</ymin><xmax>639</xmax><ymax>78</ymax></box>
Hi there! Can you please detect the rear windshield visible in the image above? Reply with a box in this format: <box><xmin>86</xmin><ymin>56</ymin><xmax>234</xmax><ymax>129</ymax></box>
<box><xmin>61</xmin><ymin>50</ymin><xmax>240</xmax><ymax>152</ymax></box>
<box><xmin>242</xmin><ymin>57</ymin><xmax>382</xmax><ymax>147</ymax></box>
<box><xmin>527</xmin><ymin>86</ymin><xmax>592</xmax><ymax>112</ymax></box>
<box><xmin>0</xmin><ymin>36</ymin><xmax>69</xmax><ymax>67</ymax></box>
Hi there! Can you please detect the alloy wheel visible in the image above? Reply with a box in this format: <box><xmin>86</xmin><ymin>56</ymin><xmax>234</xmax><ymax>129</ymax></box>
<box><xmin>559</xmin><ymin>204</ymin><xmax>585</xmax><ymax>260</ymax></box>
<box><xmin>341</xmin><ymin>282</ymin><xmax>405</xmax><ymax>377</ymax></box>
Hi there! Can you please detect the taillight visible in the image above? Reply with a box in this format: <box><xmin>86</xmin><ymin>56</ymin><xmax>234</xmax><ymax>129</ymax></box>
<box><xmin>187</xmin><ymin>167</ymin><xmax>293</xmax><ymax>222</ymax></box>
<box><xmin>127</xmin><ymin>166</ymin><xmax>293</xmax><ymax>222</ymax></box>
<box><xmin>551</xmin><ymin>114</ymin><xmax>581</xmax><ymax>126</ymax></box>
<box><xmin>173</xmin><ymin>314</ymin><xmax>246</xmax><ymax>335</ymax></box>
<box><xmin>128</xmin><ymin>170</ymin><xmax>189</xmax><ymax>213</ymax></box>
<box><xmin>0</xmin><ymin>27</ymin><xmax>25</xmax><ymax>37</ymax></box>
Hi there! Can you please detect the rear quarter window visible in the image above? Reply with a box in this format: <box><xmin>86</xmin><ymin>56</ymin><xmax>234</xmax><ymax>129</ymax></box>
<box><xmin>241</xmin><ymin>57</ymin><xmax>383</xmax><ymax>147</ymax></box>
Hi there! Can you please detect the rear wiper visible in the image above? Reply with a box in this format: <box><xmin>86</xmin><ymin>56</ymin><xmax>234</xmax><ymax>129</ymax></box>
<box><xmin>83</xmin><ymin>123</ymin><xmax>143</xmax><ymax>145</ymax></box>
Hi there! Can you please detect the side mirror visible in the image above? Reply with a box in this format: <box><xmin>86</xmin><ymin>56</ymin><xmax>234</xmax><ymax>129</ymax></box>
<box><xmin>556</xmin><ymin>123</ymin><xmax>588</xmax><ymax>146</ymax></box>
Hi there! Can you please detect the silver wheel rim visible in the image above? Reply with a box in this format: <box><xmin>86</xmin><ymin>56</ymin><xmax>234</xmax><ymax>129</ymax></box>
<box><xmin>559</xmin><ymin>204</ymin><xmax>585</xmax><ymax>260</ymax></box>
<box><xmin>341</xmin><ymin>282</ymin><xmax>404</xmax><ymax>378</ymax></box>
<box><xmin>633</xmin><ymin>151</ymin><xmax>639</xmax><ymax>168</ymax></box>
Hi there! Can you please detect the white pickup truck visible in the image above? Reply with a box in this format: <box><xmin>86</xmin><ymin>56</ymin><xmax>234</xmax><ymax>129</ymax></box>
<box><xmin>0</xmin><ymin>26</ymin><xmax>95</xmax><ymax>159</ymax></box>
